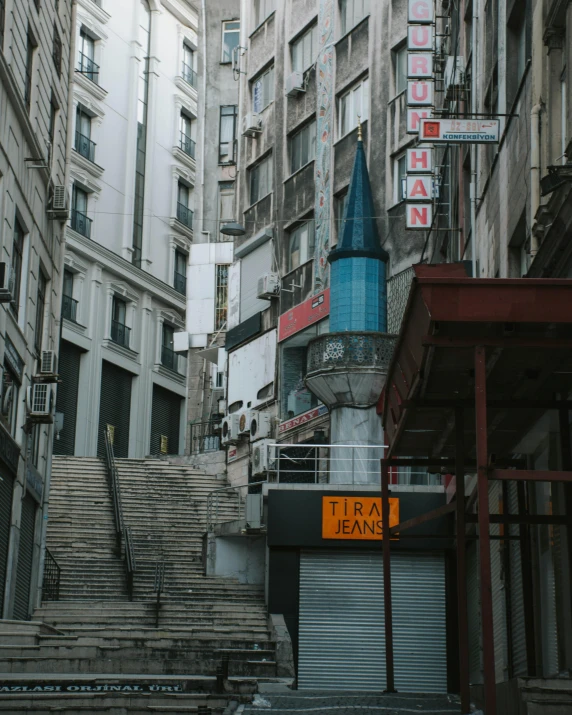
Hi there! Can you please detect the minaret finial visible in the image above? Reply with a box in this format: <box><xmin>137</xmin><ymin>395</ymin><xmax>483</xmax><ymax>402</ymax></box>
<box><xmin>357</xmin><ymin>115</ymin><xmax>363</xmax><ymax>142</ymax></box>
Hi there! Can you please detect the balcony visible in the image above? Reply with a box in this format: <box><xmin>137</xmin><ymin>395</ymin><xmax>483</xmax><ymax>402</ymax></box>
<box><xmin>75</xmin><ymin>131</ymin><xmax>96</xmax><ymax>163</ymax></box>
<box><xmin>179</xmin><ymin>132</ymin><xmax>195</xmax><ymax>160</ymax></box>
<box><xmin>77</xmin><ymin>52</ymin><xmax>100</xmax><ymax>84</ymax></box>
<box><xmin>174</xmin><ymin>271</ymin><xmax>186</xmax><ymax>296</ymax></box>
<box><xmin>61</xmin><ymin>295</ymin><xmax>78</xmax><ymax>323</ymax></box>
<box><xmin>176</xmin><ymin>203</ymin><xmax>193</xmax><ymax>230</ymax></box>
<box><xmin>111</xmin><ymin>320</ymin><xmax>130</xmax><ymax>348</ymax></box>
<box><xmin>70</xmin><ymin>209</ymin><xmax>92</xmax><ymax>239</ymax></box>
<box><xmin>161</xmin><ymin>345</ymin><xmax>181</xmax><ymax>374</ymax></box>
<box><xmin>181</xmin><ymin>62</ymin><xmax>197</xmax><ymax>88</ymax></box>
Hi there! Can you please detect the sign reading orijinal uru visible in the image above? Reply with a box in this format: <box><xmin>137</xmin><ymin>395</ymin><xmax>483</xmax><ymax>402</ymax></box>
<box><xmin>322</xmin><ymin>496</ymin><xmax>399</xmax><ymax>540</ymax></box>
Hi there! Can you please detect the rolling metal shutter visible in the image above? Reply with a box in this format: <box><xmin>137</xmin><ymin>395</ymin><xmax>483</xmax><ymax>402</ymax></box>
<box><xmin>53</xmin><ymin>340</ymin><xmax>82</xmax><ymax>456</ymax></box>
<box><xmin>97</xmin><ymin>361</ymin><xmax>133</xmax><ymax>458</ymax></box>
<box><xmin>467</xmin><ymin>541</ymin><xmax>483</xmax><ymax>684</ymax></box>
<box><xmin>13</xmin><ymin>494</ymin><xmax>36</xmax><ymax>620</ymax></box>
<box><xmin>298</xmin><ymin>550</ymin><xmax>446</xmax><ymax>692</ymax></box>
<box><xmin>150</xmin><ymin>384</ymin><xmax>182</xmax><ymax>456</ymax></box>
<box><xmin>508</xmin><ymin>483</ymin><xmax>527</xmax><ymax>676</ymax></box>
<box><xmin>0</xmin><ymin>471</ymin><xmax>14</xmax><ymax>616</ymax></box>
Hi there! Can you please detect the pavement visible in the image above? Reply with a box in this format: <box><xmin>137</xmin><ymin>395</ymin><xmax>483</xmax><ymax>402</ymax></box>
<box><xmin>239</xmin><ymin>691</ymin><xmax>469</xmax><ymax>715</ymax></box>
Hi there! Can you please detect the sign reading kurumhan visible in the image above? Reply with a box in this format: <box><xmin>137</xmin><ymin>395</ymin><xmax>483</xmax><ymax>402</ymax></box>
<box><xmin>322</xmin><ymin>497</ymin><xmax>399</xmax><ymax>540</ymax></box>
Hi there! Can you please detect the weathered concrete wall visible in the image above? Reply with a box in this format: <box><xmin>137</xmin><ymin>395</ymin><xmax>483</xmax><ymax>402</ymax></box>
<box><xmin>205</xmin><ymin>533</ymin><xmax>265</xmax><ymax>585</ymax></box>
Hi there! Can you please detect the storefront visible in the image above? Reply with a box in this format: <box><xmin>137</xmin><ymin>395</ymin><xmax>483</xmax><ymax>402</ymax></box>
<box><xmin>267</xmin><ymin>487</ymin><xmax>451</xmax><ymax>692</ymax></box>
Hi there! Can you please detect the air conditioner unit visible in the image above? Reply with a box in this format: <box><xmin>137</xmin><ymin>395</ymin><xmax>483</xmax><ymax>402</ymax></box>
<box><xmin>49</xmin><ymin>185</ymin><xmax>69</xmax><ymax>219</ymax></box>
<box><xmin>242</xmin><ymin>113</ymin><xmax>262</xmax><ymax>137</ymax></box>
<box><xmin>0</xmin><ymin>263</ymin><xmax>16</xmax><ymax>303</ymax></box>
<box><xmin>238</xmin><ymin>410</ymin><xmax>252</xmax><ymax>436</ymax></box>
<box><xmin>221</xmin><ymin>414</ymin><xmax>240</xmax><ymax>445</ymax></box>
<box><xmin>285</xmin><ymin>71</ymin><xmax>305</xmax><ymax>97</ymax></box>
<box><xmin>444</xmin><ymin>56</ymin><xmax>465</xmax><ymax>97</ymax></box>
<box><xmin>39</xmin><ymin>350</ymin><xmax>58</xmax><ymax>376</ymax></box>
<box><xmin>251</xmin><ymin>439</ymin><xmax>275</xmax><ymax>476</ymax></box>
<box><xmin>250</xmin><ymin>412</ymin><xmax>272</xmax><ymax>442</ymax></box>
<box><xmin>257</xmin><ymin>272</ymin><xmax>280</xmax><ymax>300</ymax></box>
<box><xmin>26</xmin><ymin>384</ymin><xmax>55</xmax><ymax>421</ymax></box>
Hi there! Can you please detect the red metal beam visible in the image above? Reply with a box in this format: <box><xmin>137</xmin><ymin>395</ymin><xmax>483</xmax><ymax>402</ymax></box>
<box><xmin>381</xmin><ymin>461</ymin><xmax>395</xmax><ymax>693</ymax></box>
<box><xmin>465</xmin><ymin>513</ymin><xmax>568</xmax><ymax>525</ymax></box>
<box><xmin>404</xmin><ymin>399</ymin><xmax>572</xmax><ymax>410</ymax></box>
<box><xmin>558</xmin><ymin>406</ymin><xmax>572</xmax><ymax>655</ymax></box>
<box><xmin>489</xmin><ymin>469</ymin><xmax>572</xmax><ymax>482</ymax></box>
<box><xmin>455</xmin><ymin>408</ymin><xmax>470</xmax><ymax>715</ymax></box>
<box><xmin>423</xmin><ymin>336</ymin><xmax>572</xmax><ymax>349</ymax></box>
<box><xmin>388</xmin><ymin>501</ymin><xmax>455</xmax><ymax>535</ymax></box>
<box><xmin>475</xmin><ymin>345</ymin><xmax>497</xmax><ymax>715</ymax></box>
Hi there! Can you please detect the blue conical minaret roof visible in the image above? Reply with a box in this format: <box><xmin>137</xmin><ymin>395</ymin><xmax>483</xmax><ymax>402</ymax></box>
<box><xmin>328</xmin><ymin>126</ymin><xmax>388</xmax><ymax>265</ymax></box>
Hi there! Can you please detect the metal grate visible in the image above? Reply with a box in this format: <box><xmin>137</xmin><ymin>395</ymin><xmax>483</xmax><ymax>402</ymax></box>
<box><xmin>307</xmin><ymin>332</ymin><xmax>397</xmax><ymax>373</ymax></box>
<box><xmin>215</xmin><ymin>265</ymin><xmax>229</xmax><ymax>331</ymax></box>
<box><xmin>387</xmin><ymin>266</ymin><xmax>415</xmax><ymax>334</ymax></box>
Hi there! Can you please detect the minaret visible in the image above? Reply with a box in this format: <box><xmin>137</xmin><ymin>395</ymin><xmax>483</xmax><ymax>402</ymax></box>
<box><xmin>305</xmin><ymin>124</ymin><xmax>395</xmax><ymax>484</ymax></box>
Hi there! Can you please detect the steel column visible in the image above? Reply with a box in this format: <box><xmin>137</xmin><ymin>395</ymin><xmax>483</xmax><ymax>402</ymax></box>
<box><xmin>517</xmin><ymin>481</ymin><xmax>536</xmax><ymax>676</ymax></box>
<box><xmin>558</xmin><ymin>406</ymin><xmax>572</xmax><ymax>667</ymax></box>
<box><xmin>474</xmin><ymin>345</ymin><xmax>497</xmax><ymax>715</ymax></box>
<box><xmin>455</xmin><ymin>408</ymin><xmax>470</xmax><ymax>714</ymax></box>
<box><xmin>381</xmin><ymin>460</ymin><xmax>395</xmax><ymax>692</ymax></box>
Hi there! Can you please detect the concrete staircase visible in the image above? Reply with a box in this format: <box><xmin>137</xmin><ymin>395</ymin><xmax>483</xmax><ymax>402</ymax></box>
<box><xmin>0</xmin><ymin>456</ymin><xmax>283</xmax><ymax>712</ymax></box>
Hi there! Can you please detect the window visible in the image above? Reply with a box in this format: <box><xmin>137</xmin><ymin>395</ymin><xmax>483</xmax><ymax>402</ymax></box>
<box><xmin>292</xmin><ymin>24</ymin><xmax>316</xmax><ymax>73</ymax></box>
<box><xmin>49</xmin><ymin>94</ymin><xmax>58</xmax><ymax>145</ymax></box>
<box><xmin>25</xmin><ymin>29</ymin><xmax>36</xmax><ymax>112</ymax></box>
<box><xmin>177</xmin><ymin>182</ymin><xmax>193</xmax><ymax>229</ymax></box>
<box><xmin>290</xmin><ymin>120</ymin><xmax>316</xmax><ymax>174</ymax></box>
<box><xmin>215</xmin><ymin>265</ymin><xmax>229</xmax><ymax>330</ymax></box>
<box><xmin>394</xmin><ymin>44</ymin><xmax>407</xmax><ymax>95</ymax></box>
<box><xmin>287</xmin><ymin>221</ymin><xmax>315</xmax><ymax>272</ymax></box>
<box><xmin>334</xmin><ymin>191</ymin><xmax>349</xmax><ymax>245</ymax></box>
<box><xmin>180</xmin><ymin>111</ymin><xmax>195</xmax><ymax>159</ymax></box>
<box><xmin>34</xmin><ymin>269</ymin><xmax>47</xmax><ymax>355</ymax></box>
<box><xmin>53</xmin><ymin>22</ymin><xmax>62</xmax><ymax>75</ymax></box>
<box><xmin>221</xmin><ymin>20</ymin><xmax>240</xmax><ymax>63</ymax></box>
<box><xmin>249</xmin><ymin>154</ymin><xmax>273</xmax><ymax>204</ymax></box>
<box><xmin>0</xmin><ymin>0</ymin><xmax>6</xmax><ymax>51</ymax></box>
<box><xmin>182</xmin><ymin>43</ymin><xmax>196</xmax><ymax>87</ymax></box>
<box><xmin>174</xmin><ymin>250</ymin><xmax>186</xmax><ymax>296</ymax></box>
<box><xmin>252</xmin><ymin>65</ymin><xmax>274</xmax><ymax>113</ymax></box>
<box><xmin>71</xmin><ymin>185</ymin><xmax>91</xmax><ymax>238</ymax></box>
<box><xmin>219</xmin><ymin>106</ymin><xmax>238</xmax><ymax>163</ymax></box>
<box><xmin>394</xmin><ymin>153</ymin><xmax>407</xmax><ymax>203</ymax></box>
<box><xmin>340</xmin><ymin>0</ymin><xmax>370</xmax><ymax>36</ymax></box>
<box><xmin>111</xmin><ymin>296</ymin><xmax>130</xmax><ymax>348</ymax></box>
<box><xmin>12</xmin><ymin>218</ymin><xmax>25</xmax><ymax>318</ymax></box>
<box><xmin>338</xmin><ymin>77</ymin><xmax>369</xmax><ymax>137</ymax></box>
<box><xmin>62</xmin><ymin>269</ymin><xmax>77</xmax><ymax>322</ymax></box>
<box><xmin>3</xmin><ymin>362</ymin><xmax>20</xmax><ymax>437</ymax></box>
<box><xmin>218</xmin><ymin>182</ymin><xmax>235</xmax><ymax>241</ymax></box>
<box><xmin>506</xmin><ymin>1</ymin><xmax>529</xmax><ymax>105</ymax></box>
<box><xmin>78</xmin><ymin>29</ymin><xmax>98</xmax><ymax>84</ymax></box>
<box><xmin>161</xmin><ymin>324</ymin><xmax>177</xmax><ymax>371</ymax></box>
<box><xmin>254</xmin><ymin>0</ymin><xmax>275</xmax><ymax>28</ymax></box>
<box><xmin>75</xmin><ymin>106</ymin><xmax>95</xmax><ymax>162</ymax></box>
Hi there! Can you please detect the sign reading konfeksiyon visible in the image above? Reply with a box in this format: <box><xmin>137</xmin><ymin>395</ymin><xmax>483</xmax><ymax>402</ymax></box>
<box><xmin>419</xmin><ymin>118</ymin><xmax>501</xmax><ymax>144</ymax></box>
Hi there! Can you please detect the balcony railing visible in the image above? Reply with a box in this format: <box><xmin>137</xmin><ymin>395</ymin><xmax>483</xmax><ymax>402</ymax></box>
<box><xmin>42</xmin><ymin>548</ymin><xmax>61</xmax><ymax>601</ymax></box>
<box><xmin>75</xmin><ymin>131</ymin><xmax>96</xmax><ymax>163</ymax></box>
<box><xmin>77</xmin><ymin>52</ymin><xmax>100</xmax><ymax>84</ymax></box>
<box><xmin>190</xmin><ymin>421</ymin><xmax>220</xmax><ymax>455</ymax></box>
<box><xmin>387</xmin><ymin>266</ymin><xmax>415</xmax><ymax>334</ymax></box>
<box><xmin>174</xmin><ymin>271</ymin><xmax>186</xmax><ymax>296</ymax></box>
<box><xmin>71</xmin><ymin>209</ymin><xmax>92</xmax><ymax>239</ymax></box>
<box><xmin>181</xmin><ymin>61</ymin><xmax>197</xmax><ymax>88</ymax></box>
<box><xmin>176</xmin><ymin>202</ymin><xmax>193</xmax><ymax>230</ymax></box>
<box><xmin>111</xmin><ymin>320</ymin><xmax>130</xmax><ymax>348</ymax></box>
<box><xmin>179</xmin><ymin>132</ymin><xmax>196</xmax><ymax>159</ymax></box>
<box><xmin>62</xmin><ymin>294</ymin><xmax>78</xmax><ymax>323</ymax></box>
<box><xmin>161</xmin><ymin>345</ymin><xmax>178</xmax><ymax>373</ymax></box>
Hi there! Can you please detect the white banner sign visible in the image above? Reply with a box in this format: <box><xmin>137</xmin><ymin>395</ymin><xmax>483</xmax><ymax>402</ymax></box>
<box><xmin>408</xmin><ymin>0</ymin><xmax>434</xmax><ymax>23</ymax></box>
<box><xmin>419</xmin><ymin>118</ymin><xmax>501</xmax><ymax>143</ymax></box>
<box><xmin>408</xmin><ymin>53</ymin><xmax>433</xmax><ymax>78</ymax></box>
<box><xmin>406</xmin><ymin>203</ymin><xmax>433</xmax><ymax>229</ymax></box>
<box><xmin>408</xmin><ymin>24</ymin><xmax>433</xmax><ymax>50</ymax></box>
<box><xmin>407</xmin><ymin>108</ymin><xmax>432</xmax><ymax>134</ymax></box>
<box><xmin>406</xmin><ymin>175</ymin><xmax>434</xmax><ymax>201</ymax></box>
<box><xmin>407</xmin><ymin>80</ymin><xmax>434</xmax><ymax>106</ymax></box>
<box><xmin>407</xmin><ymin>147</ymin><xmax>433</xmax><ymax>173</ymax></box>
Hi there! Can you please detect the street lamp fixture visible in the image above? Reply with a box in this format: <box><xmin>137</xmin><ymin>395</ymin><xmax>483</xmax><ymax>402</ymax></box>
<box><xmin>220</xmin><ymin>222</ymin><xmax>246</xmax><ymax>237</ymax></box>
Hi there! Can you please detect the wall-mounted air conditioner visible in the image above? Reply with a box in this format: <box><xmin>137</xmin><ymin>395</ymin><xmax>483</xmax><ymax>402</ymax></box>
<box><xmin>250</xmin><ymin>412</ymin><xmax>272</xmax><ymax>442</ymax></box>
<box><xmin>257</xmin><ymin>272</ymin><xmax>280</xmax><ymax>300</ymax></box>
<box><xmin>39</xmin><ymin>350</ymin><xmax>58</xmax><ymax>376</ymax></box>
<box><xmin>26</xmin><ymin>384</ymin><xmax>55</xmax><ymax>421</ymax></box>
<box><xmin>444</xmin><ymin>56</ymin><xmax>465</xmax><ymax>98</ymax></box>
<box><xmin>221</xmin><ymin>414</ymin><xmax>240</xmax><ymax>445</ymax></box>
<box><xmin>285</xmin><ymin>71</ymin><xmax>305</xmax><ymax>97</ymax></box>
<box><xmin>238</xmin><ymin>410</ymin><xmax>252</xmax><ymax>436</ymax></box>
<box><xmin>242</xmin><ymin>113</ymin><xmax>262</xmax><ymax>137</ymax></box>
<box><xmin>49</xmin><ymin>185</ymin><xmax>69</xmax><ymax>220</ymax></box>
<box><xmin>251</xmin><ymin>439</ymin><xmax>275</xmax><ymax>476</ymax></box>
<box><xmin>0</xmin><ymin>263</ymin><xmax>15</xmax><ymax>303</ymax></box>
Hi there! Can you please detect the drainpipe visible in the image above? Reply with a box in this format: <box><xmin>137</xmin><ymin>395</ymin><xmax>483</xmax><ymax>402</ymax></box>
<box><xmin>470</xmin><ymin>0</ymin><xmax>478</xmax><ymax>278</ymax></box>
<box><xmin>530</xmin><ymin>103</ymin><xmax>542</xmax><ymax>257</ymax></box>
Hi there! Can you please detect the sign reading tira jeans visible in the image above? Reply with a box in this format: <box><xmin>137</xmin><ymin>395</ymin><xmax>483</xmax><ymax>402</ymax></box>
<box><xmin>322</xmin><ymin>496</ymin><xmax>400</xmax><ymax>540</ymax></box>
<box><xmin>313</xmin><ymin>0</ymin><xmax>335</xmax><ymax>293</ymax></box>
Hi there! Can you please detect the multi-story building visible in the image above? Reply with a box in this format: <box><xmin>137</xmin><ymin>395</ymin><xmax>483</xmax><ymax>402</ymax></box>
<box><xmin>54</xmin><ymin>0</ymin><xmax>198</xmax><ymax>460</ymax></box>
<box><xmin>0</xmin><ymin>0</ymin><xmax>72</xmax><ymax>619</ymax></box>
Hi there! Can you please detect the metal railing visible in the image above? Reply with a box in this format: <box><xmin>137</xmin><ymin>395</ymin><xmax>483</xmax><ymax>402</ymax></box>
<box><xmin>42</xmin><ymin>548</ymin><xmax>61</xmax><ymax>601</ymax></box>
<box><xmin>75</xmin><ymin>131</ymin><xmax>96</xmax><ymax>162</ymax></box>
<box><xmin>174</xmin><ymin>271</ymin><xmax>186</xmax><ymax>295</ymax></box>
<box><xmin>61</xmin><ymin>294</ymin><xmax>78</xmax><ymax>323</ymax></box>
<box><xmin>176</xmin><ymin>202</ymin><xmax>193</xmax><ymax>229</ymax></box>
<box><xmin>161</xmin><ymin>345</ymin><xmax>179</xmax><ymax>373</ymax></box>
<box><xmin>103</xmin><ymin>427</ymin><xmax>136</xmax><ymax>600</ymax></box>
<box><xmin>77</xmin><ymin>51</ymin><xmax>100</xmax><ymax>84</ymax></box>
<box><xmin>71</xmin><ymin>208</ymin><xmax>92</xmax><ymax>239</ymax></box>
<box><xmin>111</xmin><ymin>320</ymin><xmax>130</xmax><ymax>348</ymax></box>
<box><xmin>207</xmin><ymin>481</ymin><xmax>267</xmax><ymax>532</ymax></box>
<box><xmin>179</xmin><ymin>131</ymin><xmax>196</xmax><ymax>159</ymax></box>
<box><xmin>181</xmin><ymin>61</ymin><xmax>197</xmax><ymax>87</ymax></box>
<box><xmin>190</xmin><ymin>420</ymin><xmax>220</xmax><ymax>454</ymax></box>
<box><xmin>154</xmin><ymin>559</ymin><xmax>165</xmax><ymax>628</ymax></box>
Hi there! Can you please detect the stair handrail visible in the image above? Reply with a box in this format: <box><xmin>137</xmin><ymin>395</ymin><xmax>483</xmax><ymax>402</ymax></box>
<box><xmin>103</xmin><ymin>427</ymin><xmax>137</xmax><ymax>600</ymax></box>
<box><xmin>42</xmin><ymin>547</ymin><xmax>61</xmax><ymax>601</ymax></box>
<box><xmin>153</xmin><ymin>558</ymin><xmax>165</xmax><ymax>628</ymax></box>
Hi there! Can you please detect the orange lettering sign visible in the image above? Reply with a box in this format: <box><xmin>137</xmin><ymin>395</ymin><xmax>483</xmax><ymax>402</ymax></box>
<box><xmin>322</xmin><ymin>497</ymin><xmax>399</xmax><ymax>540</ymax></box>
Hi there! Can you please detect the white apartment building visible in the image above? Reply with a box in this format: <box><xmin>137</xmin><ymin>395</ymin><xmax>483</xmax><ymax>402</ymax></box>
<box><xmin>55</xmin><ymin>0</ymin><xmax>199</xmax><ymax>459</ymax></box>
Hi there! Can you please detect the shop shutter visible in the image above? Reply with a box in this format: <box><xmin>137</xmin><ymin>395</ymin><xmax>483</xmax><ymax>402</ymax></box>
<box><xmin>0</xmin><ymin>472</ymin><xmax>14</xmax><ymax>616</ymax></box>
<box><xmin>467</xmin><ymin>541</ymin><xmax>483</xmax><ymax>684</ymax></box>
<box><xmin>508</xmin><ymin>483</ymin><xmax>527</xmax><ymax>676</ymax></box>
<box><xmin>53</xmin><ymin>341</ymin><xmax>82</xmax><ymax>456</ymax></box>
<box><xmin>490</xmin><ymin>483</ymin><xmax>508</xmax><ymax>681</ymax></box>
<box><xmin>298</xmin><ymin>550</ymin><xmax>446</xmax><ymax>692</ymax></box>
<box><xmin>97</xmin><ymin>361</ymin><xmax>133</xmax><ymax>458</ymax></box>
<box><xmin>150</xmin><ymin>385</ymin><xmax>182</xmax><ymax>456</ymax></box>
<box><xmin>12</xmin><ymin>494</ymin><xmax>36</xmax><ymax>620</ymax></box>
<box><xmin>240</xmin><ymin>241</ymin><xmax>272</xmax><ymax>322</ymax></box>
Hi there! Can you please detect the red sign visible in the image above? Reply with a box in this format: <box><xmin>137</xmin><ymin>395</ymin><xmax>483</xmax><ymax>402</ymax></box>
<box><xmin>278</xmin><ymin>288</ymin><xmax>330</xmax><ymax>342</ymax></box>
<box><xmin>279</xmin><ymin>405</ymin><xmax>328</xmax><ymax>434</ymax></box>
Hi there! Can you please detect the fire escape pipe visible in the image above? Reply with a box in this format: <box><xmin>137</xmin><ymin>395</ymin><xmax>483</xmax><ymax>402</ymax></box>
<box><xmin>530</xmin><ymin>103</ymin><xmax>542</xmax><ymax>256</ymax></box>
